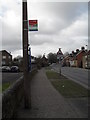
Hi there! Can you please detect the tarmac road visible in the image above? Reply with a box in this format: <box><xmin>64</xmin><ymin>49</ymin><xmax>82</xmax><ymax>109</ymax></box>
<box><xmin>2</xmin><ymin>72</ymin><xmax>23</xmax><ymax>84</ymax></box>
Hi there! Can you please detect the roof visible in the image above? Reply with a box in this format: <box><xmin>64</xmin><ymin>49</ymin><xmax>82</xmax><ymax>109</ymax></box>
<box><xmin>76</xmin><ymin>50</ymin><xmax>86</xmax><ymax>57</ymax></box>
<box><xmin>87</xmin><ymin>50</ymin><xmax>90</xmax><ymax>55</ymax></box>
<box><xmin>0</xmin><ymin>50</ymin><xmax>12</xmax><ymax>56</ymax></box>
<box><xmin>82</xmin><ymin>50</ymin><xmax>90</xmax><ymax>56</ymax></box>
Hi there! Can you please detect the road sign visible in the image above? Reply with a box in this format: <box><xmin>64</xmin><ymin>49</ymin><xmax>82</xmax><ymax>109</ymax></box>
<box><xmin>57</xmin><ymin>55</ymin><xmax>63</xmax><ymax>60</ymax></box>
<box><xmin>57</xmin><ymin>48</ymin><xmax>63</xmax><ymax>60</ymax></box>
<box><xmin>28</xmin><ymin>20</ymin><xmax>38</xmax><ymax>31</ymax></box>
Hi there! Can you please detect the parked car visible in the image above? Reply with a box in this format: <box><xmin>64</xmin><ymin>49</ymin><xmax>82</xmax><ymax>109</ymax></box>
<box><xmin>2</xmin><ymin>66</ymin><xmax>11</xmax><ymax>72</ymax></box>
<box><xmin>11</xmin><ymin>66</ymin><xmax>20</xmax><ymax>72</ymax></box>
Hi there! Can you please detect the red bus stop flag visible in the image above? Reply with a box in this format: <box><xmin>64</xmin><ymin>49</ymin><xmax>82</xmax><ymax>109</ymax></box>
<box><xmin>28</xmin><ymin>20</ymin><xmax>38</xmax><ymax>31</ymax></box>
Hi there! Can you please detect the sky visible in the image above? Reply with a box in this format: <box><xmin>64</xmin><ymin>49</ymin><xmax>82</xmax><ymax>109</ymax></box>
<box><xmin>0</xmin><ymin>0</ymin><xmax>89</xmax><ymax>58</ymax></box>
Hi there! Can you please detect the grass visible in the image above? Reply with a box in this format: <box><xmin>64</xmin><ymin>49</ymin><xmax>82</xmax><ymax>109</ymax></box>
<box><xmin>0</xmin><ymin>85</ymin><xmax>2</xmax><ymax>92</ymax></box>
<box><xmin>45</xmin><ymin>66</ymin><xmax>51</xmax><ymax>70</ymax></box>
<box><xmin>46</xmin><ymin>70</ymin><xmax>60</xmax><ymax>79</ymax></box>
<box><xmin>2</xmin><ymin>82</ymin><xmax>11</xmax><ymax>92</ymax></box>
<box><xmin>51</xmin><ymin>80</ymin><xmax>88</xmax><ymax>98</ymax></box>
<box><xmin>1</xmin><ymin>69</ymin><xmax>37</xmax><ymax>93</ymax></box>
<box><xmin>46</xmin><ymin>70</ymin><xmax>88</xmax><ymax>98</ymax></box>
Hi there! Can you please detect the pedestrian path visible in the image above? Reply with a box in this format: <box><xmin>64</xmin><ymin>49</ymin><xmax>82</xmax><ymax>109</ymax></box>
<box><xmin>17</xmin><ymin>68</ymin><xmax>87</xmax><ymax>118</ymax></box>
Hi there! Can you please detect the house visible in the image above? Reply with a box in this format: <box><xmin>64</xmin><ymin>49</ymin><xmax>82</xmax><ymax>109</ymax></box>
<box><xmin>61</xmin><ymin>47</ymin><xmax>90</xmax><ymax>69</ymax></box>
<box><xmin>76</xmin><ymin>47</ymin><xmax>86</xmax><ymax>68</ymax></box>
<box><xmin>82</xmin><ymin>50</ymin><xmax>90</xmax><ymax>69</ymax></box>
<box><xmin>62</xmin><ymin>51</ymin><xmax>77</xmax><ymax>67</ymax></box>
<box><xmin>69</xmin><ymin>51</ymin><xmax>78</xmax><ymax>67</ymax></box>
<box><xmin>87</xmin><ymin>50</ymin><xmax>90</xmax><ymax>68</ymax></box>
<box><xmin>0</xmin><ymin>50</ymin><xmax>12</xmax><ymax>66</ymax></box>
<box><xmin>62</xmin><ymin>55</ymin><xmax>70</xmax><ymax>66</ymax></box>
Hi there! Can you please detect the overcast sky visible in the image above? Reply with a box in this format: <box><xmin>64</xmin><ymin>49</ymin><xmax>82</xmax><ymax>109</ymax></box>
<box><xmin>0</xmin><ymin>0</ymin><xmax>89</xmax><ymax>58</ymax></box>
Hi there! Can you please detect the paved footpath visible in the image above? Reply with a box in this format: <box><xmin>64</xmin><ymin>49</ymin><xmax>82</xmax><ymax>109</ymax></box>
<box><xmin>17</xmin><ymin>68</ymin><xmax>88</xmax><ymax>118</ymax></box>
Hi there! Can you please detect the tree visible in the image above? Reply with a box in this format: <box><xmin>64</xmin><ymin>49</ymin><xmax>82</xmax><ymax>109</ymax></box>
<box><xmin>76</xmin><ymin>49</ymin><xmax>79</xmax><ymax>54</ymax></box>
<box><xmin>81</xmin><ymin>46</ymin><xmax>85</xmax><ymax>51</ymax></box>
<box><xmin>36</xmin><ymin>55</ymin><xmax>42</xmax><ymax>69</ymax></box>
<box><xmin>47</xmin><ymin>53</ymin><xmax>57</xmax><ymax>64</ymax></box>
<box><xmin>63</xmin><ymin>52</ymin><xmax>69</xmax><ymax>57</ymax></box>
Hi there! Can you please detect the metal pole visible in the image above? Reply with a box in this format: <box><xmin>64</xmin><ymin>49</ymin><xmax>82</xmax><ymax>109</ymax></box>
<box><xmin>22</xmin><ymin>0</ymin><xmax>31</xmax><ymax>108</ymax></box>
<box><xmin>59</xmin><ymin>58</ymin><xmax>61</xmax><ymax>76</ymax></box>
<box><xmin>29</xmin><ymin>47</ymin><xmax>31</xmax><ymax>71</ymax></box>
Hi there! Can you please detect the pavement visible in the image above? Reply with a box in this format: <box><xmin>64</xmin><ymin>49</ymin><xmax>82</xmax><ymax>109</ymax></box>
<box><xmin>17</xmin><ymin>68</ymin><xmax>88</xmax><ymax>118</ymax></box>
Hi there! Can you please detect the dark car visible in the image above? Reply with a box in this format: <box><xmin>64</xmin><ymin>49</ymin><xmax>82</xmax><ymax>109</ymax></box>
<box><xmin>11</xmin><ymin>66</ymin><xmax>20</xmax><ymax>72</ymax></box>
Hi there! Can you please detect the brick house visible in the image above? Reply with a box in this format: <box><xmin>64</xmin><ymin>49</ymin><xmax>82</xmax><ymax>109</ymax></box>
<box><xmin>62</xmin><ymin>51</ymin><xmax>77</xmax><ymax>67</ymax></box>
<box><xmin>76</xmin><ymin>49</ymin><xmax>86</xmax><ymax>68</ymax></box>
<box><xmin>62</xmin><ymin>55</ymin><xmax>70</xmax><ymax>66</ymax></box>
<box><xmin>83</xmin><ymin>50</ymin><xmax>90</xmax><ymax>69</ymax></box>
<box><xmin>0</xmin><ymin>50</ymin><xmax>12</xmax><ymax>66</ymax></box>
<box><xmin>69</xmin><ymin>51</ymin><xmax>77</xmax><ymax>67</ymax></box>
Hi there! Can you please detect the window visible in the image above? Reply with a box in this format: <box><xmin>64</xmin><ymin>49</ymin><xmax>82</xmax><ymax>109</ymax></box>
<box><xmin>2</xmin><ymin>61</ymin><xmax>6</xmax><ymax>65</ymax></box>
<box><xmin>2</xmin><ymin>56</ymin><xmax>6</xmax><ymax>59</ymax></box>
<box><xmin>8</xmin><ymin>56</ymin><xmax>11</xmax><ymax>59</ymax></box>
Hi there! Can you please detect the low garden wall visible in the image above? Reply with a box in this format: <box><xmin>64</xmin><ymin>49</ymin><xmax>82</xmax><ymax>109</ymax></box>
<box><xmin>2</xmin><ymin>69</ymin><xmax>37</xmax><ymax>119</ymax></box>
<box><xmin>2</xmin><ymin>76</ymin><xmax>24</xmax><ymax>119</ymax></box>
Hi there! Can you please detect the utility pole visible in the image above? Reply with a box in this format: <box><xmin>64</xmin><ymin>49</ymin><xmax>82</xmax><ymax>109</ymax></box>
<box><xmin>22</xmin><ymin>0</ymin><xmax>31</xmax><ymax>108</ymax></box>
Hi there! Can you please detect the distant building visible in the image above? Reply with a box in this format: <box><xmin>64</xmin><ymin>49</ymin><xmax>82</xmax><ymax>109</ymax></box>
<box><xmin>82</xmin><ymin>50</ymin><xmax>90</xmax><ymax>69</ymax></box>
<box><xmin>62</xmin><ymin>55</ymin><xmax>70</xmax><ymax>67</ymax></box>
<box><xmin>62</xmin><ymin>47</ymin><xmax>89</xmax><ymax>68</ymax></box>
<box><xmin>76</xmin><ymin>49</ymin><xmax>86</xmax><ymax>68</ymax></box>
<box><xmin>0</xmin><ymin>50</ymin><xmax>12</xmax><ymax>66</ymax></box>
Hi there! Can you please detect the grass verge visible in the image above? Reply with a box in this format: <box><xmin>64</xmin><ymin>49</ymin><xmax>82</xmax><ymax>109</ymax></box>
<box><xmin>2</xmin><ymin>82</ymin><xmax>11</xmax><ymax>92</ymax></box>
<box><xmin>46</xmin><ymin>70</ymin><xmax>88</xmax><ymax>98</ymax></box>
<box><xmin>45</xmin><ymin>66</ymin><xmax>52</xmax><ymax>70</ymax></box>
<box><xmin>0</xmin><ymin>85</ymin><xmax>2</xmax><ymax>92</ymax></box>
<box><xmin>46</xmin><ymin>70</ymin><xmax>60</xmax><ymax>79</ymax></box>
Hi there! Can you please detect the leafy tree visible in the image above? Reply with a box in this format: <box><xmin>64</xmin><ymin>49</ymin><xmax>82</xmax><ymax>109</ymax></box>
<box><xmin>47</xmin><ymin>53</ymin><xmax>57</xmax><ymax>64</ymax></box>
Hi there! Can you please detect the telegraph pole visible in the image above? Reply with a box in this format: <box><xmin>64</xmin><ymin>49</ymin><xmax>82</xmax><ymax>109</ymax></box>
<box><xmin>22</xmin><ymin>0</ymin><xmax>31</xmax><ymax>108</ymax></box>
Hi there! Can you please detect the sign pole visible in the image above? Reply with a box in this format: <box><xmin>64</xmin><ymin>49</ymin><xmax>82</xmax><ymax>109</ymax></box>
<box><xmin>29</xmin><ymin>47</ymin><xmax>31</xmax><ymax>71</ymax></box>
<box><xmin>57</xmin><ymin>48</ymin><xmax>63</xmax><ymax>76</ymax></box>
<box><xmin>22</xmin><ymin>0</ymin><xmax>31</xmax><ymax>108</ymax></box>
<box><xmin>59</xmin><ymin>59</ymin><xmax>61</xmax><ymax>76</ymax></box>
